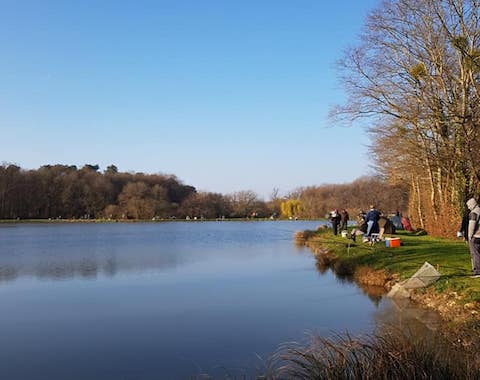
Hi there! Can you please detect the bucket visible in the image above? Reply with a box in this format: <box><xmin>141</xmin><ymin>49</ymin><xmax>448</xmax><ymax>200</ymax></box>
<box><xmin>386</xmin><ymin>237</ymin><xmax>401</xmax><ymax>248</ymax></box>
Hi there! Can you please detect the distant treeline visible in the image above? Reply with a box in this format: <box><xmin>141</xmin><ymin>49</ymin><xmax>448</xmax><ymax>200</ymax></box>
<box><xmin>293</xmin><ymin>177</ymin><xmax>409</xmax><ymax>219</ymax></box>
<box><xmin>0</xmin><ymin>163</ymin><xmax>275</xmax><ymax>220</ymax></box>
<box><xmin>0</xmin><ymin>164</ymin><xmax>196</xmax><ymax>219</ymax></box>
<box><xmin>0</xmin><ymin>164</ymin><xmax>407</xmax><ymax>220</ymax></box>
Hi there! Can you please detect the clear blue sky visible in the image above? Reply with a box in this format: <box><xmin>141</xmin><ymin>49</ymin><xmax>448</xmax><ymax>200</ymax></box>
<box><xmin>0</xmin><ymin>0</ymin><xmax>379</xmax><ymax>199</ymax></box>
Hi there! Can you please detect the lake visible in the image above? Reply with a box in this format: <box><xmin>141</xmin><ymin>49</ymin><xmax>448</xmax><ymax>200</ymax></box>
<box><xmin>0</xmin><ymin>221</ymin><xmax>438</xmax><ymax>379</ymax></box>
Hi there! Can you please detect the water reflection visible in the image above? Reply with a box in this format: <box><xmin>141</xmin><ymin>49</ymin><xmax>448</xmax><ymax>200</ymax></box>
<box><xmin>0</xmin><ymin>265</ymin><xmax>17</xmax><ymax>282</ymax></box>
<box><xmin>375</xmin><ymin>297</ymin><xmax>442</xmax><ymax>332</ymax></box>
<box><xmin>0</xmin><ymin>249</ymin><xmax>183</xmax><ymax>282</ymax></box>
<box><xmin>0</xmin><ymin>221</ymin><xmax>443</xmax><ymax>380</ymax></box>
<box><xmin>0</xmin><ymin>221</ymin><xmax>322</xmax><ymax>284</ymax></box>
<box><xmin>310</xmin><ymin>244</ymin><xmax>442</xmax><ymax>331</ymax></box>
<box><xmin>357</xmin><ymin>284</ymin><xmax>385</xmax><ymax>306</ymax></box>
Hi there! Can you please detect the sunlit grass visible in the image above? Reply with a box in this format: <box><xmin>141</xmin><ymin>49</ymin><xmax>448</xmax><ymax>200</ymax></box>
<box><xmin>306</xmin><ymin>228</ymin><xmax>480</xmax><ymax>303</ymax></box>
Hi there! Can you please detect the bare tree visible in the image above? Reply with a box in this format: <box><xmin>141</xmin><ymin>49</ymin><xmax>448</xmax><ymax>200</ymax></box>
<box><xmin>332</xmin><ymin>0</ymin><xmax>480</xmax><ymax>235</ymax></box>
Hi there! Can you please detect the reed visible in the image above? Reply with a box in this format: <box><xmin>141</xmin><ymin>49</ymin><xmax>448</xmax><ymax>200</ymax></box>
<box><xmin>272</xmin><ymin>326</ymin><xmax>480</xmax><ymax>380</ymax></box>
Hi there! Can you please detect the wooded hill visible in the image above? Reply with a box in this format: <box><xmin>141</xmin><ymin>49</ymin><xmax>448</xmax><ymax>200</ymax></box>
<box><xmin>0</xmin><ymin>164</ymin><xmax>196</xmax><ymax>220</ymax></box>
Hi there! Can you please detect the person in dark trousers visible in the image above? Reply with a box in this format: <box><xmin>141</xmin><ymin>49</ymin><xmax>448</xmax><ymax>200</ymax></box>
<box><xmin>365</xmin><ymin>205</ymin><xmax>380</xmax><ymax>237</ymax></box>
<box><xmin>340</xmin><ymin>209</ymin><xmax>349</xmax><ymax>231</ymax></box>
<box><xmin>458</xmin><ymin>208</ymin><xmax>470</xmax><ymax>240</ymax></box>
<box><xmin>467</xmin><ymin>198</ymin><xmax>480</xmax><ymax>277</ymax></box>
<box><xmin>329</xmin><ymin>209</ymin><xmax>341</xmax><ymax>235</ymax></box>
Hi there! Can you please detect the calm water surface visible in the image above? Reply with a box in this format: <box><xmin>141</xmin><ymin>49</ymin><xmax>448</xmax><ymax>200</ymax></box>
<box><xmin>0</xmin><ymin>221</ymin><xmax>437</xmax><ymax>379</ymax></box>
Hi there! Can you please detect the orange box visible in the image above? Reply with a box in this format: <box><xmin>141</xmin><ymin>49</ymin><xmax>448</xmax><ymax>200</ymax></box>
<box><xmin>386</xmin><ymin>237</ymin><xmax>401</xmax><ymax>248</ymax></box>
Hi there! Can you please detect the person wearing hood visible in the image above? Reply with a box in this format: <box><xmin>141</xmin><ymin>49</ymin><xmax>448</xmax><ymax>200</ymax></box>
<box><xmin>466</xmin><ymin>198</ymin><xmax>480</xmax><ymax>277</ymax></box>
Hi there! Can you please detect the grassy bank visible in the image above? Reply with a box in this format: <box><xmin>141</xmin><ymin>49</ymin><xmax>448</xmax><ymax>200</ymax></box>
<box><xmin>270</xmin><ymin>228</ymin><xmax>480</xmax><ymax>379</ymax></box>
<box><xmin>295</xmin><ymin>228</ymin><xmax>480</xmax><ymax>319</ymax></box>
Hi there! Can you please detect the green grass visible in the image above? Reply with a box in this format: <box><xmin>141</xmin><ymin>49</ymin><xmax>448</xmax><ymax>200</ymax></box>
<box><xmin>307</xmin><ymin>229</ymin><xmax>480</xmax><ymax>303</ymax></box>
<box><xmin>279</xmin><ymin>228</ymin><xmax>480</xmax><ymax>379</ymax></box>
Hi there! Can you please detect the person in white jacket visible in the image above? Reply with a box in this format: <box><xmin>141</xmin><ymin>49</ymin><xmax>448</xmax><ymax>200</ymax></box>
<box><xmin>467</xmin><ymin>198</ymin><xmax>480</xmax><ymax>277</ymax></box>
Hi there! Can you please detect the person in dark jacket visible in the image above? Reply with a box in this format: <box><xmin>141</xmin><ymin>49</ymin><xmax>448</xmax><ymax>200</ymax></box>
<box><xmin>378</xmin><ymin>215</ymin><xmax>395</xmax><ymax>239</ymax></box>
<box><xmin>458</xmin><ymin>208</ymin><xmax>470</xmax><ymax>240</ymax></box>
<box><xmin>329</xmin><ymin>209</ymin><xmax>341</xmax><ymax>235</ymax></box>
<box><xmin>340</xmin><ymin>209</ymin><xmax>349</xmax><ymax>231</ymax></box>
<box><xmin>365</xmin><ymin>205</ymin><xmax>380</xmax><ymax>237</ymax></box>
<box><xmin>357</xmin><ymin>210</ymin><xmax>367</xmax><ymax>233</ymax></box>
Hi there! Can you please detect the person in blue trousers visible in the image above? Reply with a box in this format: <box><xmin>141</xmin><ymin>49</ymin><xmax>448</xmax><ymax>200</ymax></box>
<box><xmin>365</xmin><ymin>205</ymin><xmax>380</xmax><ymax>237</ymax></box>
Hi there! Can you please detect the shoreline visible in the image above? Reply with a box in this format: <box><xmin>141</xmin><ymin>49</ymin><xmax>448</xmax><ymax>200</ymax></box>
<box><xmin>295</xmin><ymin>228</ymin><xmax>480</xmax><ymax>326</ymax></box>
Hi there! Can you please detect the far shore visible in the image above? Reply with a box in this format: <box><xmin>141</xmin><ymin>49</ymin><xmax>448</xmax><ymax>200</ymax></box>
<box><xmin>0</xmin><ymin>217</ymin><xmax>324</xmax><ymax>224</ymax></box>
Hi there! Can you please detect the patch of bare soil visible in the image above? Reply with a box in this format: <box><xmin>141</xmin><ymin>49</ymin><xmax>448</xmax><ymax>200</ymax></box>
<box><xmin>411</xmin><ymin>288</ymin><xmax>480</xmax><ymax>324</ymax></box>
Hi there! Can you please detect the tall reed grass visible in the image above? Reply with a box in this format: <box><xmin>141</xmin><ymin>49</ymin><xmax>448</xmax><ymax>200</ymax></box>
<box><xmin>271</xmin><ymin>325</ymin><xmax>480</xmax><ymax>380</ymax></box>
